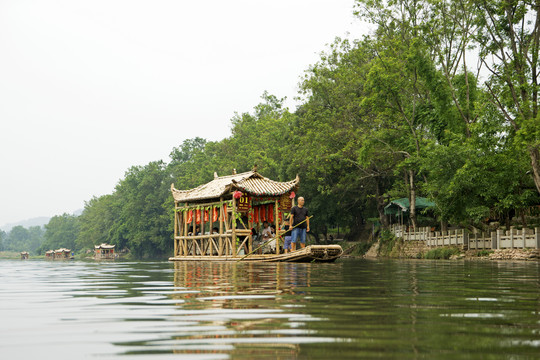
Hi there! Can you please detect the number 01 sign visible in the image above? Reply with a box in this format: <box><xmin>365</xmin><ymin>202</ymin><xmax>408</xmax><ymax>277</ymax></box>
<box><xmin>236</xmin><ymin>193</ymin><xmax>251</xmax><ymax>213</ymax></box>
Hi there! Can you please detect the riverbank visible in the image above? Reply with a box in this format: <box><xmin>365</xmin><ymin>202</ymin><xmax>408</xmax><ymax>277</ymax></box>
<box><xmin>363</xmin><ymin>232</ymin><xmax>540</xmax><ymax>261</ymax></box>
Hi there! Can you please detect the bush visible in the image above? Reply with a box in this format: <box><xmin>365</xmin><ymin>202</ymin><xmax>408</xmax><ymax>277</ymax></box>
<box><xmin>378</xmin><ymin>230</ymin><xmax>399</xmax><ymax>256</ymax></box>
<box><xmin>475</xmin><ymin>250</ymin><xmax>493</xmax><ymax>257</ymax></box>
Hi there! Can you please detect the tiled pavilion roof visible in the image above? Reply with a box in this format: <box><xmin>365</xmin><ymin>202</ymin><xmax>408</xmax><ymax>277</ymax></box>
<box><xmin>171</xmin><ymin>170</ymin><xmax>299</xmax><ymax>203</ymax></box>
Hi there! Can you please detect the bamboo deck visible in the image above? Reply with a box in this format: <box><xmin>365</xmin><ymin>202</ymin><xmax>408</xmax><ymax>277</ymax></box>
<box><xmin>168</xmin><ymin>245</ymin><xmax>343</xmax><ymax>263</ymax></box>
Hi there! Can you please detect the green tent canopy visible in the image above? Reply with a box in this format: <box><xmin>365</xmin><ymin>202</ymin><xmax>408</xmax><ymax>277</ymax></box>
<box><xmin>384</xmin><ymin>197</ymin><xmax>435</xmax><ymax>215</ymax></box>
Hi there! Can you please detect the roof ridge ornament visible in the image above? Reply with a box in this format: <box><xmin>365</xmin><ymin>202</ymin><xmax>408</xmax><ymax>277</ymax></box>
<box><xmin>214</xmin><ymin>172</ymin><xmax>218</xmax><ymax>179</ymax></box>
<box><xmin>252</xmin><ymin>164</ymin><xmax>258</xmax><ymax>172</ymax></box>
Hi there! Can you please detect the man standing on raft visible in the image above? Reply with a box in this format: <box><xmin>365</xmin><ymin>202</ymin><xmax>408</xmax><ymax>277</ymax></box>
<box><xmin>289</xmin><ymin>196</ymin><xmax>310</xmax><ymax>251</ymax></box>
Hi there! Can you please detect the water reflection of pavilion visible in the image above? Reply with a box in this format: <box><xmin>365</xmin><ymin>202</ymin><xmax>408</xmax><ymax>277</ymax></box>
<box><xmin>170</xmin><ymin>262</ymin><xmax>315</xmax><ymax>357</ymax></box>
<box><xmin>173</xmin><ymin>262</ymin><xmax>311</xmax><ymax>300</ymax></box>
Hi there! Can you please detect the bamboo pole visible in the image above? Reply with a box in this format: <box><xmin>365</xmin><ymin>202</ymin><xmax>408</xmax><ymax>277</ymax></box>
<box><xmin>219</xmin><ymin>198</ymin><xmax>224</xmax><ymax>256</ymax></box>
<box><xmin>248</xmin><ymin>198</ymin><xmax>253</xmax><ymax>254</ymax></box>
<box><xmin>209</xmin><ymin>206</ymin><xmax>214</xmax><ymax>256</ymax></box>
<box><xmin>174</xmin><ymin>202</ymin><xmax>178</xmax><ymax>257</ymax></box>
<box><xmin>275</xmin><ymin>198</ymin><xmax>279</xmax><ymax>255</ymax></box>
<box><xmin>237</xmin><ymin>216</ymin><xmax>313</xmax><ymax>261</ymax></box>
<box><xmin>232</xmin><ymin>196</ymin><xmax>237</xmax><ymax>256</ymax></box>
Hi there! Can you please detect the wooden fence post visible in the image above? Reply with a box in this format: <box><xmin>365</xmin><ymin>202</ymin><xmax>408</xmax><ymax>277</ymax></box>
<box><xmin>535</xmin><ymin>228</ymin><xmax>540</xmax><ymax>249</ymax></box>
<box><xmin>523</xmin><ymin>228</ymin><xmax>527</xmax><ymax>249</ymax></box>
<box><xmin>463</xmin><ymin>230</ymin><xmax>469</xmax><ymax>250</ymax></box>
<box><xmin>492</xmin><ymin>231</ymin><xmax>498</xmax><ymax>250</ymax></box>
<box><xmin>510</xmin><ymin>227</ymin><xmax>514</xmax><ymax>249</ymax></box>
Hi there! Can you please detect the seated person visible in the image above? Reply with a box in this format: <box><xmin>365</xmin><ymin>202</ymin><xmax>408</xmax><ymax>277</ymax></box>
<box><xmin>260</xmin><ymin>221</ymin><xmax>275</xmax><ymax>253</ymax></box>
<box><xmin>261</xmin><ymin>221</ymin><xmax>273</xmax><ymax>242</ymax></box>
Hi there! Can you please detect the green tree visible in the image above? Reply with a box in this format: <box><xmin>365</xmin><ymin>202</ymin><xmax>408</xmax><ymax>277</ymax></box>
<box><xmin>474</xmin><ymin>0</ymin><xmax>540</xmax><ymax>194</ymax></box>
<box><xmin>77</xmin><ymin>194</ymin><xmax>119</xmax><ymax>251</ymax></box>
<box><xmin>109</xmin><ymin>161</ymin><xmax>171</xmax><ymax>259</ymax></box>
<box><xmin>39</xmin><ymin>214</ymin><xmax>80</xmax><ymax>253</ymax></box>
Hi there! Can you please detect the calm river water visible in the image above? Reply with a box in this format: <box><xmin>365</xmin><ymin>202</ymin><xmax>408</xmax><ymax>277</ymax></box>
<box><xmin>1</xmin><ymin>258</ymin><xmax>540</xmax><ymax>359</ymax></box>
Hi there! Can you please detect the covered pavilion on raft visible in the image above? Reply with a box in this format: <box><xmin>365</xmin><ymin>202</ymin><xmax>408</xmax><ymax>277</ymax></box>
<box><xmin>170</xmin><ymin>168</ymin><xmax>299</xmax><ymax>260</ymax></box>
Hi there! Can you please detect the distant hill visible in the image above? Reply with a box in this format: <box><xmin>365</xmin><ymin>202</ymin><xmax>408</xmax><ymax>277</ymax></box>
<box><xmin>1</xmin><ymin>217</ymin><xmax>51</xmax><ymax>232</ymax></box>
<box><xmin>0</xmin><ymin>209</ymin><xmax>83</xmax><ymax>232</ymax></box>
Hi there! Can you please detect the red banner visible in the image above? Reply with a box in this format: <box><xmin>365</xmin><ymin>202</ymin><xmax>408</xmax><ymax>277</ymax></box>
<box><xmin>268</xmin><ymin>204</ymin><xmax>274</xmax><ymax>223</ymax></box>
<box><xmin>212</xmin><ymin>207</ymin><xmax>218</xmax><ymax>222</ymax></box>
<box><xmin>254</xmin><ymin>206</ymin><xmax>259</xmax><ymax>223</ymax></box>
<box><xmin>187</xmin><ymin>210</ymin><xmax>193</xmax><ymax>223</ymax></box>
<box><xmin>204</xmin><ymin>210</ymin><xmax>209</xmax><ymax>222</ymax></box>
<box><xmin>195</xmin><ymin>209</ymin><xmax>201</xmax><ymax>224</ymax></box>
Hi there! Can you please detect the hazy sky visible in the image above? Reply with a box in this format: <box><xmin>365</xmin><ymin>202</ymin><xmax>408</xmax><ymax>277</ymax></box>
<box><xmin>0</xmin><ymin>0</ymin><xmax>367</xmax><ymax>227</ymax></box>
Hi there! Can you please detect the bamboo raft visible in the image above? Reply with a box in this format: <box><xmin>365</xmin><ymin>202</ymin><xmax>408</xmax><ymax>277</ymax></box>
<box><xmin>169</xmin><ymin>168</ymin><xmax>343</xmax><ymax>263</ymax></box>
<box><xmin>169</xmin><ymin>244</ymin><xmax>343</xmax><ymax>263</ymax></box>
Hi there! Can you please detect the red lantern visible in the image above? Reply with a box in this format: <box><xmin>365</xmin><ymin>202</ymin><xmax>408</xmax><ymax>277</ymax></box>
<box><xmin>187</xmin><ymin>210</ymin><xmax>193</xmax><ymax>223</ymax></box>
<box><xmin>289</xmin><ymin>191</ymin><xmax>296</xmax><ymax>199</ymax></box>
<box><xmin>212</xmin><ymin>207</ymin><xmax>218</xmax><ymax>222</ymax></box>
<box><xmin>233</xmin><ymin>190</ymin><xmax>242</xmax><ymax>199</ymax></box>
<box><xmin>204</xmin><ymin>209</ymin><xmax>209</xmax><ymax>222</ymax></box>
<box><xmin>196</xmin><ymin>209</ymin><xmax>201</xmax><ymax>224</ymax></box>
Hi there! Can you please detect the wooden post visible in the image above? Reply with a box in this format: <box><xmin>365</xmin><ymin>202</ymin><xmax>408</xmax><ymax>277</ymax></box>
<box><xmin>510</xmin><ymin>227</ymin><xmax>514</xmax><ymax>249</ymax></box>
<box><xmin>248</xmin><ymin>199</ymin><xmax>253</xmax><ymax>254</ymax></box>
<box><xmin>173</xmin><ymin>202</ymin><xmax>178</xmax><ymax>257</ymax></box>
<box><xmin>232</xmin><ymin>196</ymin><xmax>237</xmax><ymax>256</ymax></box>
<box><xmin>463</xmin><ymin>230</ymin><xmax>469</xmax><ymax>250</ymax></box>
<box><xmin>191</xmin><ymin>207</ymin><xmax>197</xmax><ymax>255</ymax></box>
<box><xmin>535</xmin><ymin>228</ymin><xmax>540</xmax><ymax>249</ymax></box>
<box><xmin>219</xmin><ymin>198</ymin><xmax>224</xmax><ymax>256</ymax></box>
<box><xmin>523</xmin><ymin>228</ymin><xmax>527</xmax><ymax>249</ymax></box>
<box><xmin>275</xmin><ymin>198</ymin><xmax>280</xmax><ymax>255</ymax></box>
<box><xmin>200</xmin><ymin>206</ymin><xmax>206</xmax><ymax>256</ymax></box>
<box><xmin>492</xmin><ymin>230</ymin><xmax>500</xmax><ymax>250</ymax></box>
<box><xmin>208</xmin><ymin>206</ymin><xmax>213</xmax><ymax>256</ymax></box>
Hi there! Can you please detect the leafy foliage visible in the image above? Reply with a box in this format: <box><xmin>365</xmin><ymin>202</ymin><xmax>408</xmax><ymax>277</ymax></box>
<box><xmin>32</xmin><ymin>1</ymin><xmax>540</xmax><ymax>258</ymax></box>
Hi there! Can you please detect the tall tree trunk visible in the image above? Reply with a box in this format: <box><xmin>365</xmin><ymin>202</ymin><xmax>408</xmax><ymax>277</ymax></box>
<box><xmin>440</xmin><ymin>220</ymin><xmax>448</xmax><ymax>233</ymax></box>
<box><xmin>409</xmin><ymin>170</ymin><xmax>417</xmax><ymax>231</ymax></box>
<box><xmin>375</xmin><ymin>179</ymin><xmax>389</xmax><ymax>228</ymax></box>
<box><xmin>529</xmin><ymin>146</ymin><xmax>540</xmax><ymax>195</ymax></box>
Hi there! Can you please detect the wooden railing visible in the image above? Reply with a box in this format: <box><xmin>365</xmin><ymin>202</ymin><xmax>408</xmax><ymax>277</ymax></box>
<box><xmin>174</xmin><ymin>229</ymin><xmax>252</xmax><ymax>257</ymax></box>
<box><xmin>390</xmin><ymin>225</ymin><xmax>540</xmax><ymax>250</ymax></box>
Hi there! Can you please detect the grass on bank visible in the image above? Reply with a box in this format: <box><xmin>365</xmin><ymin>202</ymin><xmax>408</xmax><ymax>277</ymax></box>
<box><xmin>424</xmin><ymin>247</ymin><xmax>461</xmax><ymax>259</ymax></box>
<box><xmin>340</xmin><ymin>241</ymin><xmax>374</xmax><ymax>256</ymax></box>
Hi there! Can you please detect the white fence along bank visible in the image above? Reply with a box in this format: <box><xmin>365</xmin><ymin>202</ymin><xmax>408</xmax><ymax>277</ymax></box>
<box><xmin>390</xmin><ymin>225</ymin><xmax>540</xmax><ymax>250</ymax></box>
